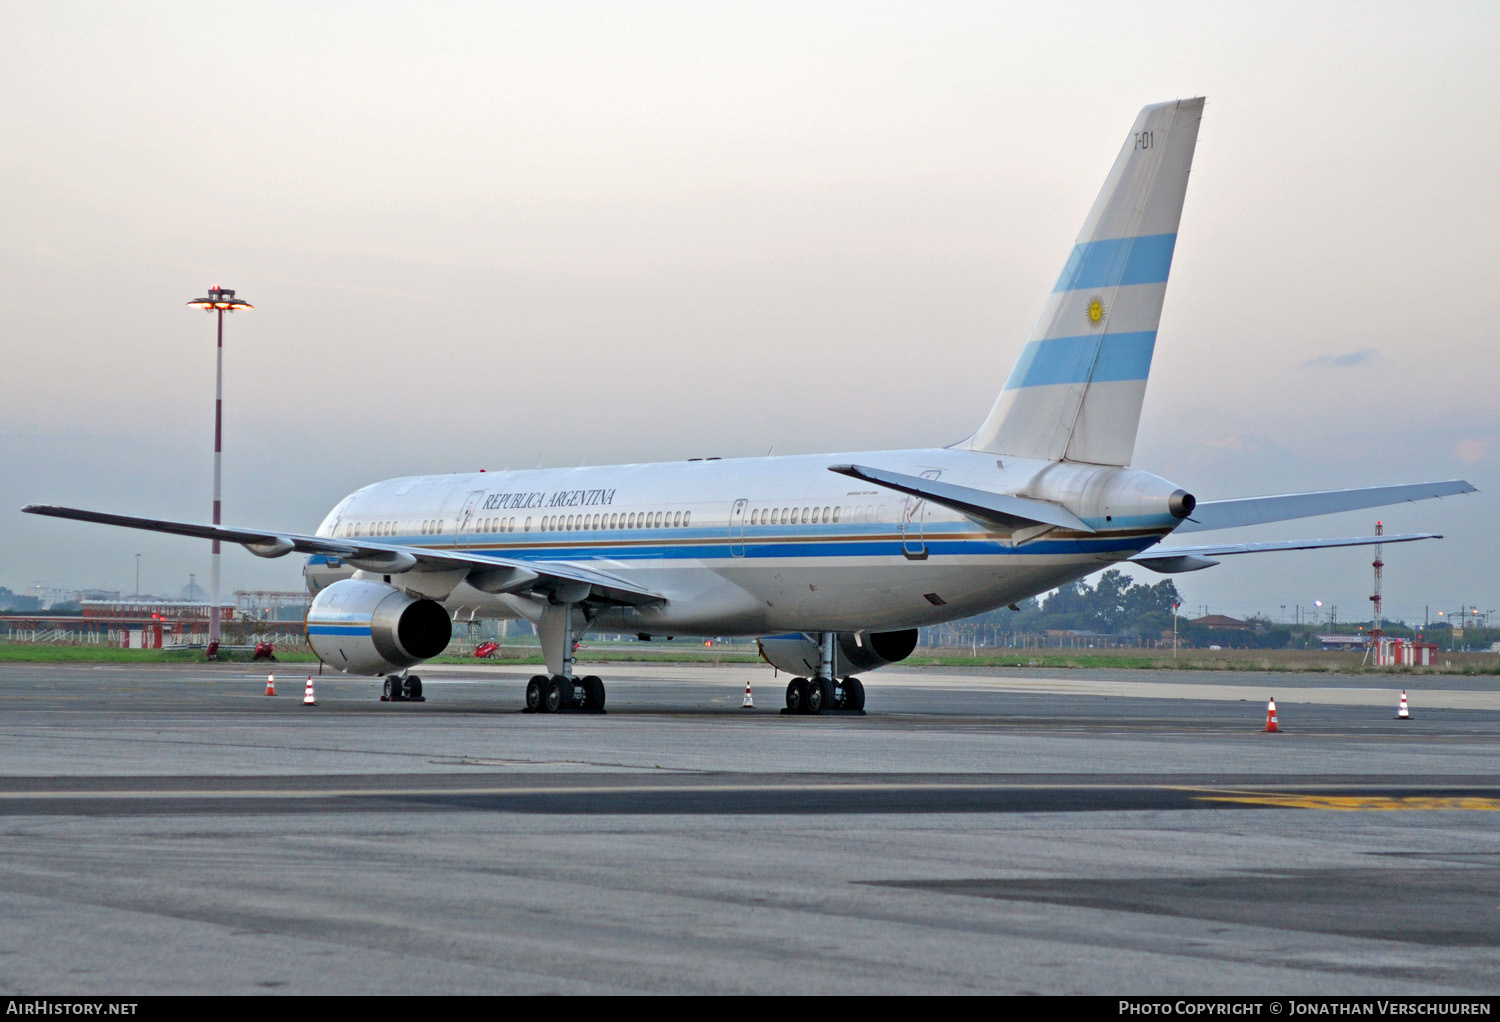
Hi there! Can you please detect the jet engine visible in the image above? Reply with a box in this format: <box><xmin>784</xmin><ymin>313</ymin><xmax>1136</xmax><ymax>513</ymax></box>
<box><xmin>305</xmin><ymin>578</ymin><xmax>452</xmax><ymax>675</ymax></box>
<box><xmin>757</xmin><ymin>629</ymin><xmax>919</xmax><ymax>677</ymax></box>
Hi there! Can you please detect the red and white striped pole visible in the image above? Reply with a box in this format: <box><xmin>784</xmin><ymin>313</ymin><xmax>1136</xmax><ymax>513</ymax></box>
<box><xmin>188</xmin><ymin>287</ymin><xmax>252</xmax><ymax>646</ymax></box>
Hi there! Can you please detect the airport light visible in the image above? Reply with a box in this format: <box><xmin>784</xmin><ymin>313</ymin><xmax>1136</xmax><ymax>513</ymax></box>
<box><xmin>186</xmin><ymin>286</ymin><xmax>252</xmax><ymax>647</ymax></box>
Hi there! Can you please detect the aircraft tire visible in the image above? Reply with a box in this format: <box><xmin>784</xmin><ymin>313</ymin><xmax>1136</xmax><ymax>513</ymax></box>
<box><xmin>805</xmin><ymin>677</ymin><xmax>830</xmax><ymax>714</ymax></box>
<box><xmin>844</xmin><ymin>676</ymin><xmax>865</xmax><ymax>712</ymax></box>
<box><xmin>525</xmin><ymin>675</ymin><xmax>549</xmax><ymax>713</ymax></box>
<box><xmin>382</xmin><ymin>676</ymin><xmax>404</xmax><ymax>702</ymax></box>
<box><xmin>404</xmin><ymin>675</ymin><xmax>423</xmax><ymax>701</ymax></box>
<box><xmin>786</xmin><ymin>678</ymin><xmax>809</xmax><ymax>713</ymax></box>
<box><xmin>545</xmin><ymin>676</ymin><xmax>573</xmax><ymax>714</ymax></box>
<box><xmin>581</xmin><ymin>675</ymin><xmax>605</xmax><ymax>711</ymax></box>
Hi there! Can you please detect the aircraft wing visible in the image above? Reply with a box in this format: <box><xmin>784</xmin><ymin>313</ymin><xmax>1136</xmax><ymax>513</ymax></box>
<box><xmin>1129</xmin><ymin>532</ymin><xmax>1441</xmax><ymax>573</ymax></box>
<box><xmin>20</xmin><ymin>504</ymin><xmax>663</xmax><ymax>606</ymax></box>
<box><xmin>1175</xmin><ymin>480</ymin><xmax>1475</xmax><ymax>533</ymax></box>
<box><xmin>826</xmin><ymin>464</ymin><xmax>1094</xmax><ymax>533</ymax></box>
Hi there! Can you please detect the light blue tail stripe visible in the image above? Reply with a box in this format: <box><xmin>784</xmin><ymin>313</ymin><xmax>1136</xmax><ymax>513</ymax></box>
<box><xmin>1053</xmin><ymin>233</ymin><xmax>1177</xmax><ymax>293</ymax></box>
<box><xmin>1003</xmin><ymin>331</ymin><xmax>1157</xmax><ymax>390</ymax></box>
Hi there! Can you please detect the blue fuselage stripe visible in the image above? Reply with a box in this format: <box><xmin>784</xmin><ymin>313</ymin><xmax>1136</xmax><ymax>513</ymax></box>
<box><xmin>306</xmin><ymin>625</ymin><xmax>372</xmax><ymax>636</ymax></box>
<box><xmin>1053</xmin><ymin>233</ymin><xmax>1176</xmax><ymax>293</ymax></box>
<box><xmin>304</xmin><ymin>529</ymin><xmax>1168</xmax><ymax>569</ymax></box>
<box><xmin>1002</xmin><ymin>331</ymin><xmax>1156</xmax><ymax>390</ymax></box>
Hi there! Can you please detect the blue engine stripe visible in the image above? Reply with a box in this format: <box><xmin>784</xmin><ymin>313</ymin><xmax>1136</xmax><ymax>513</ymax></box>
<box><xmin>1053</xmin><ymin>233</ymin><xmax>1176</xmax><ymax>293</ymax></box>
<box><xmin>306</xmin><ymin>625</ymin><xmax>372</xmax><ymax>636</ymax></box>
<box><xmin>1002</xmin><ymin>331</ymin><xmax>1156</xmax><ymax>390</ymax></box>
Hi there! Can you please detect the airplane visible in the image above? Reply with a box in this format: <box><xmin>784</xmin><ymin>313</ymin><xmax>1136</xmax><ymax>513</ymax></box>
<box><xmin>23</xmin><ymin>97</ymin><xmax>1475</xmax><ymax>715</ymax></box>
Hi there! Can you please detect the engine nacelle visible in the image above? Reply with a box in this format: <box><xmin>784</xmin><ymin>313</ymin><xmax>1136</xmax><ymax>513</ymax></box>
<box><xmin>757</xmin><ymin>629</ymin><xmax>919</xmax><ymax>678</ymax></box>
<box><xmin>305</xmin><ymin>579</ymin><xmax>452</xmax><ymax>675</ymax></box>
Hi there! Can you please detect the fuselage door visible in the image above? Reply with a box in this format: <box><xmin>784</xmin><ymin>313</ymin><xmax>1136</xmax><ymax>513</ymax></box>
<box><xmin>729</xmin><ymin>498</ymin><xmax>748</xmax><ymax>557</ymax></box>
<box><xmin>457</xmin><ymin>489</ymin><xmax>486</xmax><ymax>548</ymax></box>
<box><xmin>902</xmin><ymin>470</ymin><xmax>941</xmax><ymax>560</ymax></box>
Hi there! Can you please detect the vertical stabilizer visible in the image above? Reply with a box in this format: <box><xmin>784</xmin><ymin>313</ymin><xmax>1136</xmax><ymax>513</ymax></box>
<box><xmin>968</xmin><ymin>98</ymin><xmax>1203</xmax><ymax>465</ymax></box>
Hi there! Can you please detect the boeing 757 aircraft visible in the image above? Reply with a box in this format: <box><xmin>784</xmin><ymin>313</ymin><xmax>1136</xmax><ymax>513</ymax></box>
<box><xmin>25</xmin><ymin>98</ymin><xmax>1475</xmax><ymax>714</ymax></box>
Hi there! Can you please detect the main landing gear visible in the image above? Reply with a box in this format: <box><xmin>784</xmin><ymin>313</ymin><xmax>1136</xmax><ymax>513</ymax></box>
<box><xmin>524</xmin><ymin>674</ymin><xmax>606</xmax><ymax>714</ymax></box>
<box><xmin>381</xmin><ymin>674</ymin><xmax>425</xmax><ymax>702</ymax></box>
<box><xmin>782</xmin><ymin>631</ymin><xmax>866</xmax><ymax>715</ymax></box>
<box><xmin>524</xmin><ymin>599</ymin><xmax>607</xmax><ymax>713</ymax></box>
<box><xmin>783</xmin><ymin>675</ymin><xmax>864</xmax><ymax>714</ymax></box>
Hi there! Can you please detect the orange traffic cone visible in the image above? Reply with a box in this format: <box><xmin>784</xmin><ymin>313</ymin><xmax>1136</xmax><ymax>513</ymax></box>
<box><xmin>1264</xmin><ymin>697</ymin><xmax>1280</xmax><ymax>733</ymax></box>
<box><xmin>742</xmin><ymin>679</ymin><xmax>754</xmax><ymax>709</ymax></box>
<box><xmin>302</xmin><ymin>677</ymin><xmax>317</xmax><ymax>706</ymax></box>
<box><xmin>265</xmin><ymin>674</ymin><xmax>276</xmax><ymax>697</ymax></box>
<box><xmin>1396</xmin><ymin>690</ymin><xmax>1411</xmax><ymax>720</ymax></box>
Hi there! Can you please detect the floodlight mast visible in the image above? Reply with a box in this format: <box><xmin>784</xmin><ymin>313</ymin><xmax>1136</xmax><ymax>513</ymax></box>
<box><xmin>185</xmin><ymin>286</ymin><xmax>252</xmax><ymax>647</ymax></box>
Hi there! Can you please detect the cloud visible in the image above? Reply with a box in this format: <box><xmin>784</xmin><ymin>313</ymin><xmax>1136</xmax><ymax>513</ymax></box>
<box><xmin>1301</xmin><ymin>348</ymin><xmax>1378</xmax><ymax>369</ymax></box>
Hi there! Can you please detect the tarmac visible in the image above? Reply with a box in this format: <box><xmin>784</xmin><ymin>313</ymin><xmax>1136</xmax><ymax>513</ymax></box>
<box><xmin>0</xmin><ymin>660</ymin><xmax>1497</xmax><ymax>994</ymax></box>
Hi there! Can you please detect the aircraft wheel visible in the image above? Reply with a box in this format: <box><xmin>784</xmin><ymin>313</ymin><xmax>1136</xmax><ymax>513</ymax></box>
<box><xmin>805</xmin><ymin>677</ymin><xmax>830</xmax><ymax>715</ymax></box>
<box><xmin>382</xmin><ymin>676</ymin><xmax>404</xmax><ymax>702</ymax></box>
<box><xmin>844</xmin><ymin>676</ymin><xmax>865</xmax><ymax>712</ymax></box>
<box><xmin>581</xmin><ymin>675</ymin><xmax>605</xmax><ymax>711</ymax></box>
<box><xmin>786</xmin><ymin>678</ymin><xmax>809</xmax><ymax>713</ymax></box>
<box><xmin>545</xmin><ymin>676</ymin><xmax>574</xmax><ymax>714</ymax></box>
<box><xmin>525</xmin><ymin>675</ymin><xmax>549</xmax><ymax>713</ymax></box>
<box><xmin>403</xmin><ymin>675</ymin><xmax>424</xmax><ymax>701</ymax></box>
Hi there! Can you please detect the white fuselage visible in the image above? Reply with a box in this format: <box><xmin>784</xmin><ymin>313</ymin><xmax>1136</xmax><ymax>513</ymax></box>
<box><xmin>303</xmin><ymin>447</ymin><xmax>1185</xmax><ymax>638</ymax></box>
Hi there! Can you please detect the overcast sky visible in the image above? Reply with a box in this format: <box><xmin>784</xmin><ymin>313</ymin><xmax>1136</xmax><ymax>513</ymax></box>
<box><xmin>3</xmin><ymin>1</ymin><xmax>1496</xmax><ymax>625</ymax></box>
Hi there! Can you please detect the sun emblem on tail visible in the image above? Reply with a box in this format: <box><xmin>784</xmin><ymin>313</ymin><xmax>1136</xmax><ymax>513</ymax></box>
<box><xmin>1086</xmin><ymin>295</ymin><xmax>1106</xmax><ymax>328</ymax></box>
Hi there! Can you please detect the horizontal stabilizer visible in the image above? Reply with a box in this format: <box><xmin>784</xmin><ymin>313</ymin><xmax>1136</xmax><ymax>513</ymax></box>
<box><xmin>21</xmin><ymin>504</ymin><xmax>663</xmax><ymax>605</ymax></box>
<box><xmin>1176</xmin><ymin>480</ymin><xmax>1475</xmax><ymax>533</ymax></box>
<box><xmin>827</xmin><ymin>465</ymin><xmax>1093</xmax><ymax>533</ymax></box>
<box><xmin>1130</xmin><ymin>532</ymin><xmax>1440</xmax><ymax>573</ymax></box>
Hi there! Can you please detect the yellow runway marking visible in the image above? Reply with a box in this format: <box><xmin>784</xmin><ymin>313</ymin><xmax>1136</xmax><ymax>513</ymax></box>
<box><xmin>1193</xmin><ymin>793</ymin><xmax>1500</xmax><ymax>811</ymax></box>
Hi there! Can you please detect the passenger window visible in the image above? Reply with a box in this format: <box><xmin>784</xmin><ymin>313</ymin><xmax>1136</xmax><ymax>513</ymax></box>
<box><xmin>770</xmin><ymin>509</ymin><xmax>779</xmax><ymax>525</ymax></box>
<box><xmin>751</xmin><ymin>509</ymin><xmax>759</xmax><ymax>525</ymax></box>
<box><xmin>833</xmin><ymin>507</ymin><xmax>841</xmax><ymax>523</ymax></box>
<box><xmin>673</xmin><ymin>511</ymin><xmax>682</xmax><ymax>527</ymax></box>
<box><xmin>822</xmin><ymin>506</ymin><xmax>831</xmax><ymax>522</ymax></box>
<box><xmin>657</xmin><ymin>512</ymin><xmax>665</xmax><ymax>528</ymax></box>
<box><xmin>683</xmin><ymin>511</ymin><xmax>690</xmax><ymax>526</ymax></box>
